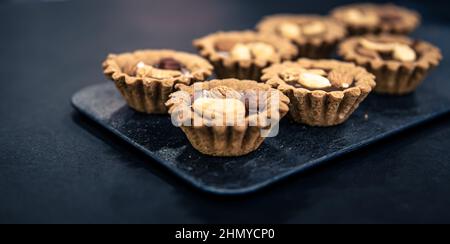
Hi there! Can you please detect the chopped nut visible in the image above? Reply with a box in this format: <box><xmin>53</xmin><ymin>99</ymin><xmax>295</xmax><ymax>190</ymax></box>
<box><xmin>298</xmin><ymin>72</ymin><xmax>332</xmax><ymax>89</ymax></box>
<box><xmin>248</xmin><ymin>42</ymin><xmax>275</xmax><ymax>60</ymax></box>
<box><xmin>344</xmin><ymin>9</ymin><xmax>379</xmax><ymax>26</ymax></box>
<box><xmin>302</xmin><ymin>21</ymin><xmax>326</xmax><ymax>36</ymax></box>
<box><xmin>230</xmin><ymin>43</ymin><xmax>252</xmax><ymax>61</ymax></box>
<box><xmin>279</xmin><ymin>22</ymin><xmax>301</xmax><ymax>39</ymax></box>
<box><xmin>328</xmin><ymin>69</ymin><xmax>354</xmax><ymax>89</ymax></box>
<box><xmin>135</xmin><ymin>62</ymin><xmax>182</xmax><ymax>79</ymax></box>
<box><xmin>280</xmin><ymin>68</ymin><xmax>301</xmax><ymax>82</ymax></box>
<box><xmin>209</xmin><ymin>86</ymin><xmax>242</xmax><ymax>100</ymax></box>
<box><xmin>135</xmin><ymin>62</ymin><xmax>152</xmax><ymax>77</ymax></box>
<box><xmin>393</xmin><ymin>44</ymin><xmax>416</xmax><ymax>62</ymax></box>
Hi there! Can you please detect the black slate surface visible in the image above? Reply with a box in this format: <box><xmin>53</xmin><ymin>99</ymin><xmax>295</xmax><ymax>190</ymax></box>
<box><xmin>2</xmin><ymin>0</ymin><xmax>450</xmax><ymax>223</ymax></box>
<box><xmin>72</xmin><ymin>71</ymin><xmax>450</xmax><ymax>194</ymax></box>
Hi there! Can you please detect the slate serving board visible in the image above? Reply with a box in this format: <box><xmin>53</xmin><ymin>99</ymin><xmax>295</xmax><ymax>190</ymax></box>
<box><xmin>72</xmin><ymin>26</ymin><xmax>450</xmax><ymax>195</ymax></box>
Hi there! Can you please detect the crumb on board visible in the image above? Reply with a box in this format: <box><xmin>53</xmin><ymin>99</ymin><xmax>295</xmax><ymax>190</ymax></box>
<box><xmin>364</xmin><ymin>113</ymin><xmax>369</xmax><ymax>121</ymax></box>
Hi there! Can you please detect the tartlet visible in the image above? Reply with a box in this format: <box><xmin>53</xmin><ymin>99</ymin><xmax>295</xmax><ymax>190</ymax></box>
<box><xmin>103</xmin><ymin>50</ymin><xmax>213</xmax><ymax>114</ymax></box>
<box><xmin>256</xmin><ymin>14</ymin><xmax>347</xmax><ymax>58</ymax></box>
<box><xmin>165</xmin><ymin>79</ymin><xmax>290</xmax><ymax>156</ymax></box>
<box><xmin>262</xmin><ymin>59</ymin><xmax>376</xmax><ymax>126</ymax></box>
<box><xmin>193</xmin><ymin>31</ymin><xmax>297</xmax><ymax>81</ymax></box>
<box><xmin>330</xmin><ymin>3</ymin><xmax>420</xmax><ymax>35</ymax></box>
<box><xmin>338</xmin><ymin>35</ymin><xmax>442</xmax><ymax>95</ymax></box>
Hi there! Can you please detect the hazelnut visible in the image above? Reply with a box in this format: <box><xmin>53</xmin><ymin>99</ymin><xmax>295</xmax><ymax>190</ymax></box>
<box><xmin>302</xmin><ymin>21</ymin><xmax>326</xmax><ymax>36</ymax></box>
<box><xmin>230</xmin><ymin>43</ymin><xmax>252</xmax><ymax>61</ymax></box>
<box><xmin>279</xmin><ymin>22</ymin><xmax>301</xmax><ymax>39</ymax></box>
<box><xmin>248</xmin><ymin>42</ymin><xmax>275</xmax><ymax>61</ymax></box>
<box><xmin>344</xmin><ymin>9</ymin><xmax>379</xmax><ymax>26</ymax></box>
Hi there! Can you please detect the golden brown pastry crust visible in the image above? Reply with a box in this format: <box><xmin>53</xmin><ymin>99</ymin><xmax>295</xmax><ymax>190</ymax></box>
<box><xmin>338</xmin><ymin>35</ymin><xmax>442</xmax><ymax>95</ymax></box>
<box><xmin>165</xmin><ymin>79</ymin><xmax>290</xmax><ymax>157</ymax></box>
<box><xmin>256</xmin><ymin>14</ymin><xmax>347</xmax><ymax>58</ymax></box>
<box><xmin>330</xmin><ymin>3</ymin><xmax>420</xmax><ymax>35</ymax></box>
<box><xmin>262</xmin><ymin>59</ymin><xmax>376</xmax><ymax>126</ymax></box>
<box><xmin>193</xmin><ymin>31</ymin><xmax>297</xmax><ymax>81</ymax></box>
<box><xmin>103</xmin><ymin>49</ymin><xmax>213</xmax><ymax>114</ymax></box>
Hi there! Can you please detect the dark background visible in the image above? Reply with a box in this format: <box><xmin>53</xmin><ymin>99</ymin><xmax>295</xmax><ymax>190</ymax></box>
<box><xmin>1</xmin><ymin>0</ymin><xmax>449</xmax><ymax>224</ymax></box>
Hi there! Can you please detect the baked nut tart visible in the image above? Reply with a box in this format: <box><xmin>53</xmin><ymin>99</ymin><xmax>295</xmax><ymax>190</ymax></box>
<box><xmin>262</xmin><ymin>59</ymin><xmax>376</xmax><ymax>126</ymax></box>
<box><xmin>256</xmin><ymin>14</ymin><xmax>347</xmax><ymax>59</ymax></box>
<box><xmin>165</xmin><ymin>79</ymin><xmax>290</xmax><ymax>157</ymax></box>
<box><xmin>330</xmin><ymin>3</ymin><xmax>420</xmax><ymax>35</ymax></box>
<box><xmin>338</xmin><ymin>35</ymin><xmax>442</xmax><ymax>95</ymax></box>
<box><xmin>193</xmin><ymin>31</ymin><xmax>297</xmax><ymax>81</ymax></box>
<box><xmin>103</xmin><ymin>50</ymin><xmax>213</xmax><ymax>114</ymax></box>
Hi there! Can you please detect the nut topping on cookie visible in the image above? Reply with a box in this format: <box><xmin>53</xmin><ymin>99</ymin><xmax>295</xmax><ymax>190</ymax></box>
<box><xmin>359</xmin><ymin>39</ymin><xmax>416</xmax><ymax>62</ymax></box>
<box><xmin>392</xmin><ymin>44</ymin><xmax>416</xmax><ymax>62</ymax></box>
<box><xmin>230</xmin><ymin>43</ymin><xmax>252</xmax><ymax>61</ymax></box>
<box><xmin>343</xmin><ymin>9</ymin><xmax>379</xmax><ymax>26</ymax></box>
<box><xmin>328</xmin><ymin>69</ymin><xmax>354</xmax><ymax>89</ymax></box>
<box><xmin>247</xmin><ymin>42</ymin><xmax>276</xmax><ymax>60</ymax></box>
<box><xmin>230</xmin><ymin>42</ymin><xmax>275</xmax><ymax>61</ymax></box>
<box><xmin>360</xmin><ymin>39</ymin><xmax>395</xmax><ymax>52</ymax></box>
<box><xmin>298</xmin><ymin>72</ymin><xmax>332</xmax><ymax>90</ymax></box>
<box><xmin>192</xmin><ymin>97</ymin><xmax>246</xmax><ymax>120</ymax></box>
<box><xmin>302</xmin><ymin>21</ymin><xmax>326</xmax><ymax>36</ymax></box>
<box><xmin>209</xmin><ymin>86</ymin><xmax>242</xmax><ymax>100</ymax></box>
<box><xmin>279</xmin><ymin>22</ymin><xmax>301</xmax><ymax>39</ymax></box>
<box><xmin>136</xmin><ymin>62</ymin><xmax>182</xmax><ymax>79</ymax></box>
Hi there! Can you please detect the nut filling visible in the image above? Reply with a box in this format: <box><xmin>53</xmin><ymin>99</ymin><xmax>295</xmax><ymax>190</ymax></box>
<box><xmin>189</xmin><ymin>86</ymin><xmax>273</xmax><ymax>122</ymax></box>
<box><xmin>338</xmin><ymin>35</ymin><xmax>442</xmax><ymax>95</ymax></box>
<box><xmin>278</xmin><ymin>21</ymin><xmax>327</xmax><ymax>39</ymax></box>
<box><xmin>256</xmin><ymin>15</ymin><xmax>347</xmax><ymax>59</ymax></box>
<box><xmin>215</xmin><ymin>41</ymin><xmax>277</xmax><ymax>62</ymax></box>
<box><xmin>261</xmin><ymin>59</ymin><xmax>376</xmax><ymax>126</ymax></box>
<box><xmin>280</xmin><ymin>68</ymin><xmax>355</xmax><ymax>92</ymax></box>
<box><xmin>165</xmin><ymin>79</ymin><xmax>290</xmax><ymax>156</ymax></box>
<box><xmin>356</xmin><ymin>39</ymin><xmax>417</xmax><ymax>62</ymax></box>
<box><xmin>134</xmin><ymin>58</ymin><xmax>192</xmax><ymax>79</ymax></box>
<box><xmin>331</xmin><ymin>4</ymin><xmax>420</xmax><ymax>35</ymax></box>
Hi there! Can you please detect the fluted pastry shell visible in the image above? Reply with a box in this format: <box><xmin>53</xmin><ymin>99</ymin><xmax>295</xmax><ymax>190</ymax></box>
<box><xmin>338</xmin><ymin>35</ymin><xmax>442</xmax><ymax>95</ymax></box>
<box><xmin>103</xmin><ymin>49</ymin><xmax>213</xmax><ymax>114</ymax></box>
<box><xmin>257</xmin><ymin>14</ymin><xmax>347</xmax><ymax>59</ymax></box>
<box><xmin>193</xmin><ymin>31</ymin><xmax>297</xmax><ymax>81</ymax></box>
<box><xmin>262</xmin><ymin>59</ymin><xmax>376</xmax><ymax>126</ymax></box>
<box><xmin>330</xmin><ymin>3</ymin><xmax>420</xmax><ymax>35</ymax></box>
<box><xmin>165</xmin><ymin>79</ymin><xmax>290</xmax><ymax>156</ymax></box>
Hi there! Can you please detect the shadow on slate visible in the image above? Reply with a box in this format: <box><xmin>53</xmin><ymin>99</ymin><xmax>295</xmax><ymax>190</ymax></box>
<box><xmin>72</xmin><ymin>25</ymin><xmax>450</xmax><ymax>195</ymax></box>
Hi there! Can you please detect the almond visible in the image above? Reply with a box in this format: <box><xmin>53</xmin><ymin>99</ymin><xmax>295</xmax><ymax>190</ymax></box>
<box><xmin>360</xmin><ymin>39</ymin><xmax>395</xmax><ymax>52</ymax></box>
<box><xmin>298</xmin><ymin>72</ymin><xmax>332</xmax><ymax>89</ymax></box>
<box><xmin>209</xmin><ymin>86</ymin><xmax>242</xmax><ymax>100</ymax></box>
<box><xmin>393</xmin><ymin>44</ymin><xmax>416</xmax><ymax>62</ymax></box>
<box><xmin>328</xmin><ymin>69</ymin><xmax>354</xmax><ymax>89</ymax></box>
